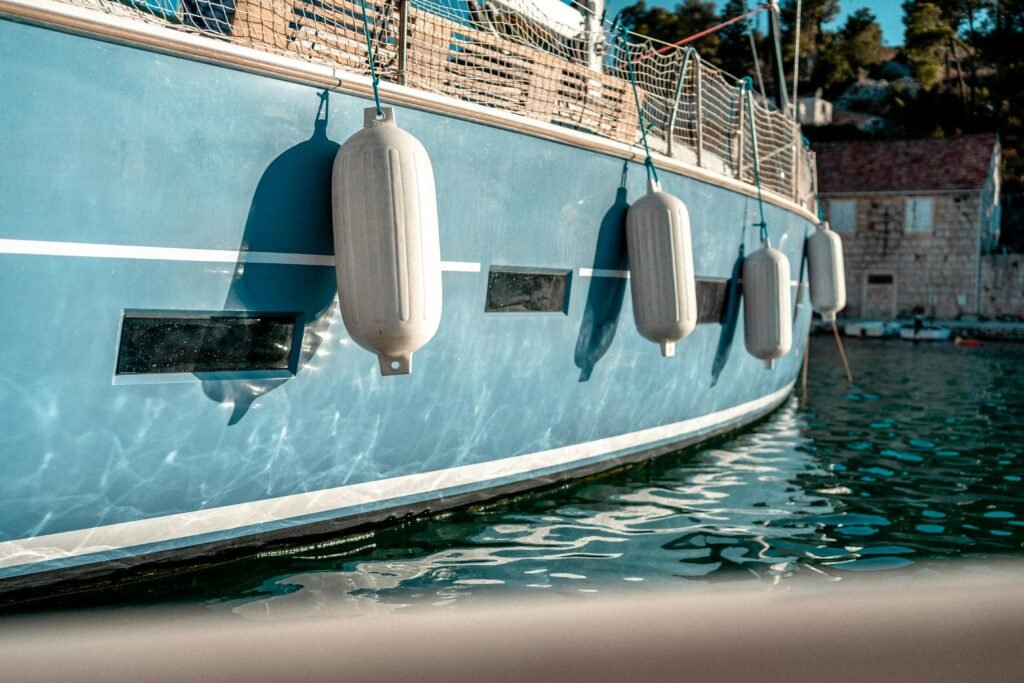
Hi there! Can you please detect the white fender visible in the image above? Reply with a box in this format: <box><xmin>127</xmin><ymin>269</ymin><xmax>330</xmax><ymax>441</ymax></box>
<box><xmin>743</xmin><ymin>239</ymin><xmax>792</xmax><ymax>369</ymax></box>
<box><xmin>332</xmin><ymin>107</ymin><xmax>442</xmax><ymax>375</ymax></box>
<box><xmin>626</xmin><ymin>179</ymin><xmax>697</xmax><ymax>357</ymax></box>
<box><xmin>807</xmin><ymin>221</ymin><xmax>847</xmax><ymax>321</ymax></box>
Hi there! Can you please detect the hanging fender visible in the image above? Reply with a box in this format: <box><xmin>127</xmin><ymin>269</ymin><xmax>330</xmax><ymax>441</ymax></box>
<box><xmin>331</xmin><ymin>107</ymin><xmax>443</xmax><ymax>376</ymax></box>
<box><xmin>807</xmin><ymin>221</ymin><xmax>847</xmax><ymax>322</ymax></box>
<box><xmin>626</xmin><ymin>179</ymin><xmax>698</xmax><ymax>357</ymax></box>
<box><xmin>743</xmin><ymin>238</ymin><xmax>793</xmax><ymax>369</ymax></box>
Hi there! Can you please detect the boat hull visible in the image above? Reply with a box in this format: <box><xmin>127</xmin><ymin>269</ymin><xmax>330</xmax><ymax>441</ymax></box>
<box><xmin>845</xmin><ymin>321</ymin><xmax>900</xmax><ymax>338</ymax></box>
<box><xmin>0</xmin><ymin>16</ymin><xmax>813</xmax><ymax>587</ymax></box>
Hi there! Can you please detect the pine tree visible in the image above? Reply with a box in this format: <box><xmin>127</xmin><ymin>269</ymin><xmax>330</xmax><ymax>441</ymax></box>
<box><xmin>902</xmin><ymin>1</ymin><xmax>955</xmax><ymax>90</ymax></box>
<box><xmin>840</xmin><ymin>8</ymin><xmax>885</xmax><ymax>70</ymax></box>
<box><xmin>810</xmin><ymin>9</ymin><xmax>884</xmax><ymax>97</ymax></box>
<box><xmin>618</xmin><ymin>0</ymin><xmax>720</xmax><ymax>57</ymax></box>
<box><xmin>779</xmin><ymin>0</ymin><xmax>841</xmax><ymax>74</ymax></box>
<box><xmin>717</xmin><ymin>0</ymin><xmax>755</xmax><ymax>78</ymax></box>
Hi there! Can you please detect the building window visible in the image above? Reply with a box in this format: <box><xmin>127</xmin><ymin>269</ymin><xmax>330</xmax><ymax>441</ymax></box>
<box><xmin>827</xmin><ymin>199</ymin><xmax>856</xmax><ymax>234</ymax></box>
<box><xmin>905</xmin><ymin>197</ymin><xmax>933</xmax><ymax>234</ymax></box>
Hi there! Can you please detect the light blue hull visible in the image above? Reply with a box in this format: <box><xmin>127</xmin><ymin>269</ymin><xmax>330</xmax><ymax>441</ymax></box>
<box><xmin>0</xmin><ymin>17</ymin><xmax>813</xmax><ymax>585</ymax></box>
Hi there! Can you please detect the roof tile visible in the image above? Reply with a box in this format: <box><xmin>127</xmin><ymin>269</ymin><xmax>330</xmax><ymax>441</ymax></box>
<box><xmin>813</xmin><ymin>134</ymin><xmax>997</xmax><ymax>193</ymax></box>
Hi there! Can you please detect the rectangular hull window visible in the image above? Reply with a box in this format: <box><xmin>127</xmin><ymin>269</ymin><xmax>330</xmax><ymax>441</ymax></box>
<box><xmin>485</xmin><ymin>268</ymin><xmax>570</xmax><ymax>314</ymax></box>
<box><xmin>697</xmin><ymin>278</ymin><xmax>729</xmax><ymax>324</ymax></box>
<box><xmin>116</xmin><ymin>314</ymin><xmax>297</xmax><ymax>375</ymax></box>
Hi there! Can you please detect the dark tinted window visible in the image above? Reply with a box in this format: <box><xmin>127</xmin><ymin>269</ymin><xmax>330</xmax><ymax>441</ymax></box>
<box><xmin>867</xmin><ymin>274</ymin><xmax>894</xmax><ymax>285</ymax></box>
<box><xmin>485</xmin><ymin>268</ymin><xmax>570</xmax><ymax>313</ymax></box>
<box><xmin>116</xmin><ymin>314</ymin><xmax>296</xmax><ymax>375</ymax></box>
<box><xmin>697</xmin><ymin>278</ymin><xmax>729</xmax><ymax>324</ymax></box>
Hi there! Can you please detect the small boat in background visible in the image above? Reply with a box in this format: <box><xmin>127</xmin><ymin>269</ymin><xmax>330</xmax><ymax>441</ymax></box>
<box><xmin>955</xmin><ymin>336</ymin><xmax>984</xmax><ymax>347</ymax></box>
<box><xmin>899</xmin><ymin>324</ymin><xmax>952</xmax><ymax>342</ymax></box>
<box><xmin>844</xmin><ymin>321</ymin><xmax>900</xmax><ymax>338</ymax></box>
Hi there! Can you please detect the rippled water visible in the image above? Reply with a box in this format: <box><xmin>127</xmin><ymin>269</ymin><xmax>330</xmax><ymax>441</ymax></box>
<box><xmin>20</xmin><ymin>339</ymin><xmax>1024</xmax><ymax>614</ymax></box>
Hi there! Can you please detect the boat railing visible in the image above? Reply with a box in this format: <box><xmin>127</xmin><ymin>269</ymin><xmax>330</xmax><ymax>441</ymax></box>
<box><xmin>39</xmin><ymin>0</ymin><xmax>818</xmax><ymax>211</ymax></box>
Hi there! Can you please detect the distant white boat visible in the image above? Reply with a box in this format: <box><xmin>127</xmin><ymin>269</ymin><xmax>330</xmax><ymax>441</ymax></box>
<box><xmin>899</xmin><ymin>325</ymin><xmax>952</xmax><ymax>342</ymax></box>
<box><xmin>845</xmin><ymin>321</ymin><xmax>901</xmax><ymax>338</ymax></box>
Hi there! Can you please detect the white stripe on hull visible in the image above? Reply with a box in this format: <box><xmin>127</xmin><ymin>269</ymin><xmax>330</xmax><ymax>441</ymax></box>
<box><xmin>579</xmin><ymin>267</ymin><xmax>804</xmax><ymax>288</ymax></box>
<box><xmin>0</xmin><ymin>383</ymin><xmax>793</xmax><ymax>571</ymax></box>
<box><xmin>579</xmin><ymin>268</ymin><xmax>631</xmax><ymax>279</ymax></box>
<box><xmin>0</xmin><ymin>237</ymin><xmax>479</xmax><ymax>272</ymax></box>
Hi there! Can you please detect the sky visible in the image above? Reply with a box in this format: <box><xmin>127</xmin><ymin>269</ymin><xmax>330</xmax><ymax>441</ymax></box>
<box><xmin>818</xmin><ymin>1</ymin><xmax>905</xmax><ymax>46</ymax></box>
<box><xmin>605</xmin><ymin>1</ymin><xmax>907</xmax><ymax>47</ymax></box>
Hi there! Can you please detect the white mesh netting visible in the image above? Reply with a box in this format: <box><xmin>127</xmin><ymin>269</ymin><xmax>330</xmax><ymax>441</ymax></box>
<box><xmin>48</xmin><ymin>0</ymin><xmax>816</xmax><ymax>205</ymax></box>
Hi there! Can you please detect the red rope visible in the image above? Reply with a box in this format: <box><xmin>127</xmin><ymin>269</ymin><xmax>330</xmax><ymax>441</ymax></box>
<box><xmin>630</xmin><ymin>3</ymin><xmax>772</xmax><ymax>63</ymax></box>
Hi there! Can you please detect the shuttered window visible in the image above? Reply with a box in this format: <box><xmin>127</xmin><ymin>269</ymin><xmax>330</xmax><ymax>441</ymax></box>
<box><xmin>905</xmin><ymin>197</ymin><xmax>934</xmax><ymax>234</ymax></box>
<box><xmin>827</xmin><ymin>199</ymin><xmax>856</xmax><ymax>234</ymax></box>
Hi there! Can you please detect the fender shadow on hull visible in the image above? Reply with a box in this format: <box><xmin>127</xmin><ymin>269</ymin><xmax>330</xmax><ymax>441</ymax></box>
<box><xmin>575</xmin><ymin>164</ymin><xmax>630</xmax><ymax>382</ymax></box>
<box><xmin>202</xmin><ymin>91</ymin><xmax>339</xmax><ymax>424</ymax></box>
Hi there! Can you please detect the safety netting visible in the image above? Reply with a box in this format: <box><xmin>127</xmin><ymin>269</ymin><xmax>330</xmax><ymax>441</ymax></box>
<box><xmin>45</xmin><ymin>0</ymin><xmax>816</xmax><ymax>206</ymax></box>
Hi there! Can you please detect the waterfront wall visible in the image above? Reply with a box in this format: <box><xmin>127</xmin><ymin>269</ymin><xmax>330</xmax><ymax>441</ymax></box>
<box><xmin>815</xmin><ymin>134</ymin><xmax>1003</xmax><ymax>320</ymax></box>
<box><xmin>980</xmin><ymin>255</ymin><xmax>1024</xmax><ymax>318</ymax></box>
<box><xmin>835</xmin><ymin>191</ymin><xmax>982</xmax><ymax>319</ymax></box>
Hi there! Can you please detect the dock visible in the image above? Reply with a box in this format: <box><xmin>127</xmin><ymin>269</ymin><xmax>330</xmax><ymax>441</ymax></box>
<box><xmin>814</xmin><ymin>317</ymin><xmax>1024</xmax><ymax>341</ymax></box>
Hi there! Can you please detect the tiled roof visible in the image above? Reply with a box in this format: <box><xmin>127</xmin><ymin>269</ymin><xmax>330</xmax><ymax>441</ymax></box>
<box><xmin>813</xmin><ymin>134</ymin><xmax>997</xmax><ymax>193</ymax></box>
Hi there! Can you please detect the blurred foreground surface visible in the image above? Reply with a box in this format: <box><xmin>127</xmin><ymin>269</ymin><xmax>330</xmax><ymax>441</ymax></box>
<box><xmin>2</xmin><ymin>569</ymin><xmax>1022</xmax><ymax>682</ymax></box>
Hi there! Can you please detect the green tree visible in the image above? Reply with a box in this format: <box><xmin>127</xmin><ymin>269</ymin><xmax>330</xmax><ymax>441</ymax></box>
<box><xmin>840</xmin><ymin>8</ymin><xmax>885</xmax><ymax>69</ymax></box>
<box><xmin>810</xmin><ymin>9</ymin><xmax>885</xmax><ymax>96</ymax></box>
<box><xmin>716</xmin><ymin>0</ymin><xmax>757</xmax><ymax>78</ymax></box>
<box><xmin>812</xmin><ymin>32</ymin><xmax>854</xmax><ymax>95</ymax></box>
<box><xmin>902</xmin><ymin>1</ymin><xmax>955</xmax><ymax>90</ymax></box>
<box><xmin>617</xmin><ymin>1</ymin><xmax>683</xmax><ymax>43</ymax></box>
<box><xmin>779</xmin><ymin>0</ymin><xmax>841</xmax><ymax>73</ymax></box>
<box><xmin>619</xmin><ymin>0</ymin><xmax>721</xmax><ymax>62</ymax></box>
<box><xmin>978</xmin><ymin>0</ymin><xmax>1024</xmax><ymax>199</ymax></box>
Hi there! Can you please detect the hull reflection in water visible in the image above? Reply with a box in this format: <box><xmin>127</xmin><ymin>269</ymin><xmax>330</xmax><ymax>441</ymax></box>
<box><xmin>3</xmin><ymin>341</ymin><xmax>1021</xmax><ymax>613</ymax></box>
<box><xmin>231</xmin><ymin>403</ymin><xmax>832</xmax><ymax>618</ymax></box>
<box><xmin>216</xmin><ymin>340</ymin><xmax>1022</xmax><ymax>618</ymax></box>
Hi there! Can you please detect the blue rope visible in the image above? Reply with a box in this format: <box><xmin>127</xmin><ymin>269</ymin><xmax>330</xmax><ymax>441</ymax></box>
<box><xmin>358</xmin><ymin>0</ymin><xmax>383</xmax><ymax>117</ymax></box>
<box><xmin>617</xmin><ymin>27</ymin><xmax>659</xmax><ymax>185</ymax></box>
<box><xmin>741</xmin><ymin>76</ymin><xmax>768</xmax><ymax>243</ymax></box>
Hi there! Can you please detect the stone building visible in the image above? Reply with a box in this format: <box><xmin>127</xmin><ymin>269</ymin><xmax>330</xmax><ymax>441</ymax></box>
<box><xmin>797</xmin><ymin>89</ymin><xmax>832</xmax><ymax>127</ymax></box>
<box><xmin>980</xmin><ymin>253</ymin><xmax>1024</xmax><ymax>317</ymax></box>
<box><xmin>813</xmin><ymin>134</ymin><xmax>1003</xmax><ymax>319</ymax></box>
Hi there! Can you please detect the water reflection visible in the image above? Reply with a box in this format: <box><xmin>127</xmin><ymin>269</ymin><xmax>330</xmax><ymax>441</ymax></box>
<box><xmin>230</xmin><ymin>403</ymin><xmax>833</xmax><ymax>617</ymax></box>
<box><xmin>17</xmin><ymin>340</ymin><xmax>1021</xmax><ymax>615</ymax></box>
<box><xmin>221</xmin><ymin>340</ymin><xmax>1023</xmax><ymax>618</ymax></box>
